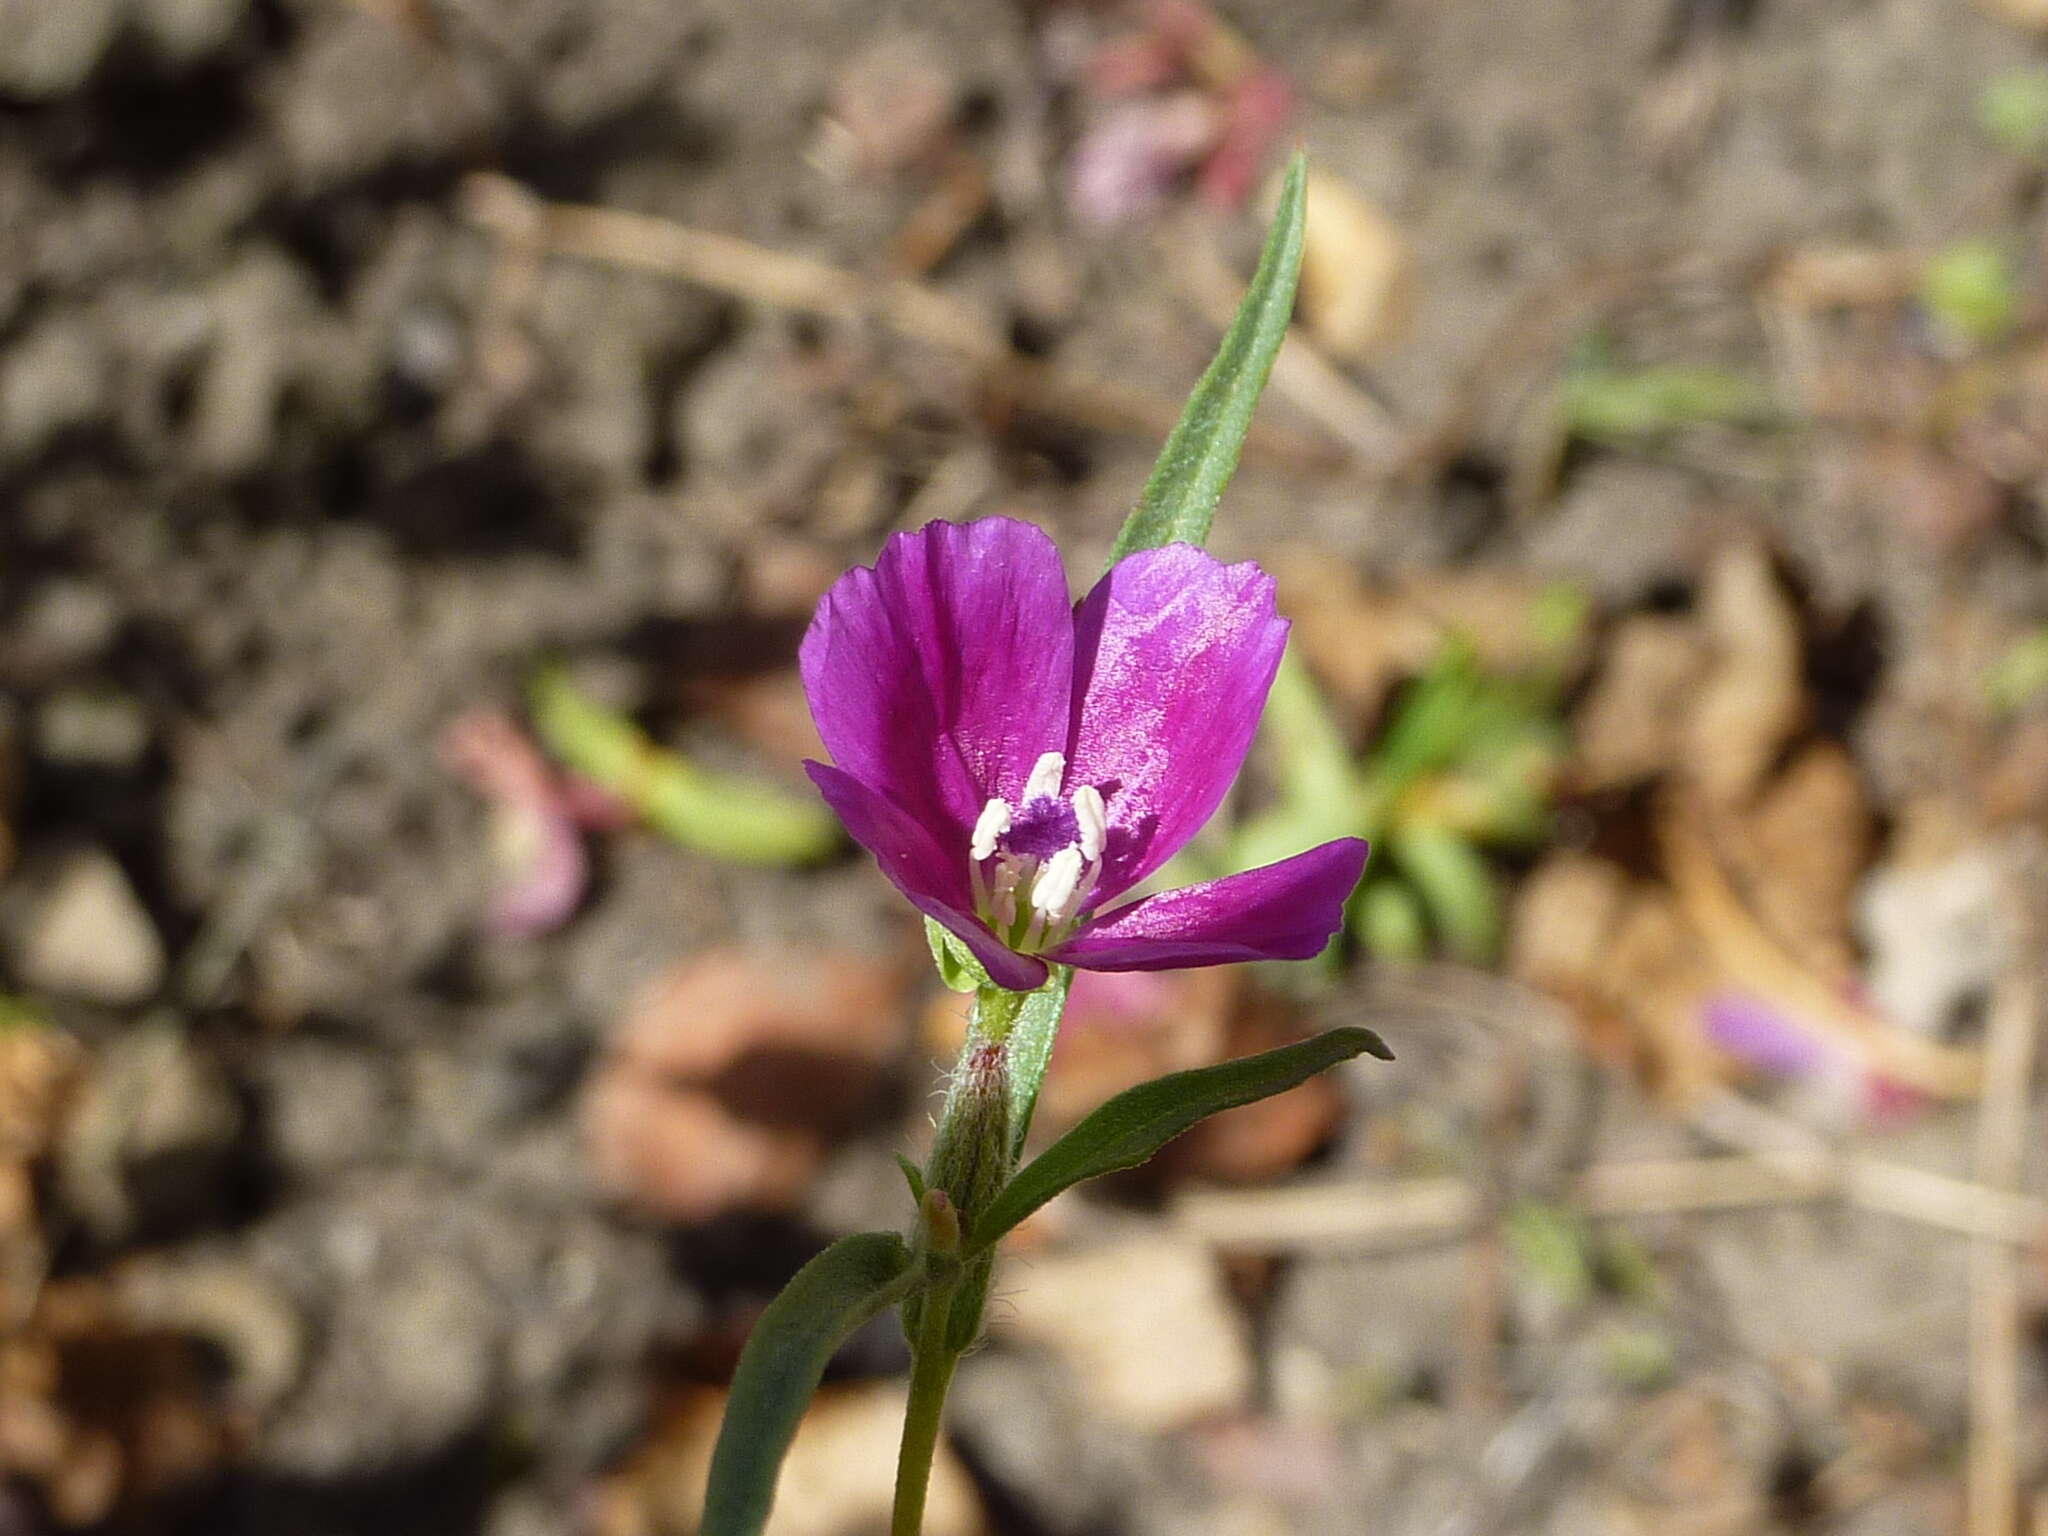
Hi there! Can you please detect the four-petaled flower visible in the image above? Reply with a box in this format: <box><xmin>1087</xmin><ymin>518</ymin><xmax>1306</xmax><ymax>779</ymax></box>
<box><xmin>800</xmin><ymin>518</ymin><xmax>1369</xmax><ymax>992</ymax></box>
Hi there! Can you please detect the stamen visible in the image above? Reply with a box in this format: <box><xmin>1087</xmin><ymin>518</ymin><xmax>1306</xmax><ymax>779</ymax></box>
<box><xmin>989</xmin><ymin>857</ymin><xmax>1027</xmax><ymax>928</ymax></box>
<box><xmin>970</xmin><ymin>797</ymin><xmax>1012</xmax><ymax>862</ymax></box>
<box><xmin>1023</xmin><ymin>751</ymin><xmax>1065</xmax><ymax>802</ymax></box>
<box><xmin>1030</xmin><ymin>847</ymin><xmax>1085</xmax><ymax>917</ymax></box>
<box><xmin>1070</xmin><ymin>857</ymin><xmax>1101</xmax><ymax>918</ymax></box>
<box><xmin>1072</xmin><ymin>784</ymin><xmax>1106</xmax><ymax>861</ymax></box>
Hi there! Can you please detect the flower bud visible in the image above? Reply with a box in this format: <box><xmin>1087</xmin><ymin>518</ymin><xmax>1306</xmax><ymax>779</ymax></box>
<box><xmin>903</xmin><ymin>1036</ymin><xmax>1011</xmax><ymax>1351</ymax></box>
<box><xmin>918</xmin><ymin>1188</ymin><xmax>960</xmax><ymax>1257</ymax></box>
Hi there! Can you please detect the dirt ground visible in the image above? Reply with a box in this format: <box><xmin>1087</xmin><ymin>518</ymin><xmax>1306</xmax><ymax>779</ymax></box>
<box><xmin>2</xmin><ymin>1</ymin><xmax>2046</xmax><ymax>1533</ymax></box>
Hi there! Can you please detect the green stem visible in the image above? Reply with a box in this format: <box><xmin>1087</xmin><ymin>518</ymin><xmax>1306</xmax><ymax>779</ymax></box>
<box><xmin>890</xmin><ymin>1278</ymin><xmax>961</xmax><ymax>1536</ymax></box>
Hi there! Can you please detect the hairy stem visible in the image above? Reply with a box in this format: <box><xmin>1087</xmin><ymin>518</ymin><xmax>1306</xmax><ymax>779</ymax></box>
<box><xmin>890</xmin><ymin>1277</ymin><xmax>961</xmax><ymax>1536</ymax></box>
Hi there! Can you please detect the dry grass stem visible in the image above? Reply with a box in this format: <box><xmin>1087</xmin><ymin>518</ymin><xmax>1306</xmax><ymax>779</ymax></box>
<box><xmin>1968</xmin><ymin>858</ymin><xmax>2043</xmax><ymax>1536</ymax></box>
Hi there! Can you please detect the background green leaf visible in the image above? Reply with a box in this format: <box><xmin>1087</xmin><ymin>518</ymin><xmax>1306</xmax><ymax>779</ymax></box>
<box><xmin>1921</xmin><ymin>239</ymin><xmax>2019</xmax><ymax>347</ymax></box>
<box><xmin>1980</xmin><ymin>69</ymin><xmax>2048</xmax><ymax>155</ymax></box>
<box><xmin>967</xmin><ymin>1026</ymin><xmax>1391</xmax><ymax>1252</ymax></box>
<box><xmin>530</xmin><ymin>667</ymin><xmax>841</xmax><ymax>865</ymax></box>
<box><xmin>1108</xmin><ymin>152</ymin><xmax>1307</xmax><ymax>564</ymax></box>
<box><xmin>701</xmin><ymin>1232</ymin><xmax>919</xmax><ymax>1536</ymax></box>
<box><xmin>1559</xmin><ymin>359</ymin><xmax>1776</xmax><ymax>441</ymax></box>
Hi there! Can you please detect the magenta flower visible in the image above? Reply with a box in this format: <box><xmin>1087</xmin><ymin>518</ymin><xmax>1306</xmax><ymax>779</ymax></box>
<box><xmin>800</xmin><ymin>518</ymin><xmax>1369</xmax><ymax>992</ymax></box>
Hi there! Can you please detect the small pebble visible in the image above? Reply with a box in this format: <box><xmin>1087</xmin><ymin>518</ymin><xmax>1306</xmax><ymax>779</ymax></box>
<box><xmin>35</xmin><ymin>689</ymin><xmax>151</xmax><ymax>772</ymax></box>
<box><xmin>0</xmin><ymin>0</ymin><xmax>122</xmax><ymax>100</ymax></box>
<box><xmin>8</xmin><ymin>847</ymin><xmax>165</xmax><ymax>1006</ymax></box>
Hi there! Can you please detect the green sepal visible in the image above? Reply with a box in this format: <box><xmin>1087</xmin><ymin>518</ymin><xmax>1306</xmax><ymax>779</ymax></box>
<box><xmin>966</xmin><ymin>1026</ymin><xmax>1391</xmax><ymax>1254</ymax></box>
<box><xmin>701</xmin><ymin>1232</ymin><xmax>920</xmax><ymax>1536</ymax></box>
<box><xmin>924</xmin><ymin>917</ymin><xmax>989</xmax><ymax>992</ymax></box>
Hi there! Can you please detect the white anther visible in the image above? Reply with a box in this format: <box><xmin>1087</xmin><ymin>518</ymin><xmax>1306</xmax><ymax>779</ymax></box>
<box><xmin>1071</xmin><ymin>784</ymin><xmax>1107</xmax><ymax>861</ymax></box>
<box><xmin>970</xmin><ymin>797</ymin><xmax>1012</xmax><ymax>862</ymax></box>
<box><xmin>1023</xmin><ymin>751</ymin><xmax>1065</xmax><ymax>802</ymax></box>
<box><xmin>1030</xmin><ymin>847</ymin><xmax>1085</xmax><ymax>917</ymax></box>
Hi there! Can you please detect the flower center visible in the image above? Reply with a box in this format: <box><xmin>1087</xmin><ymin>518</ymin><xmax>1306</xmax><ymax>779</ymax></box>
<box><xmin>968</xmin><ymin>751</ymin><xmax>1108</xmax><ymax>954</ymax></box>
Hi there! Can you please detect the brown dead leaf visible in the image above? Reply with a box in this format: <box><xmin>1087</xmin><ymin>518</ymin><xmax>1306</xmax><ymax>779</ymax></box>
<box><xmin>1984</xmin><ymin>714</ymin><xmax>2048</xmax><ymax>823</ymax></box>
<box><xmin>0</xmin><ymin>1019</ymin><xmax>78</xmax><ymax>1167</ymax></box>
<box><xmin>1686</xmin><ymin>544</ymin><xmax>1805</xmax><ymax>805</ymax></box>
<box><xmin>1509</xmin><ymin>850</ymin><xmax>1722</xmax><ymax>1100</ymax></box>
<box><xmin>1728</xmin><ymin>743</ymin><xmax>1873</xmax><ymax>976</ymax></box>
<box><xmin>1508</xmin><ymin>852</ymin><xmax>1633</xmax><ymax>998</ymax></box>
<box><xmin>1605</xmin><ymin>889</ymin><xmax>1722</xmax><ymax>1104</ymax></box>
<box><xmin>1573</xmin><ymin>614</ymin><xmax>1710</xmax><ymax>790</ymax></box>
<box><xmin>1</xmin><ymin>1018</ymin><xmax>82</xmax><ymax>1322</ymax></box>
<box><xmin>584</xmin><ymin>949</ymin><xmax>906</xmax><ymax>1222</ymax></box>
<box><xmin>1661</xmin><ymin>798</ymin><xmax>1980</xmax><ymax>1099</ymax></box>
<box><xmin>0</xmin><ymin>1279</ymin><xmax>235</xmax><ymax>1529</ymax></box>
<box><xmin>592</xmin><ymin>1383</ymin><xmax>983</xmax><ymax>1536</ymax></box>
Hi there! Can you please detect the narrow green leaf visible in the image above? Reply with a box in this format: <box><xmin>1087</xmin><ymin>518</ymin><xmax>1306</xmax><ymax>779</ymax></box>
<box><xmin>529</xmin><ymin>668</ymin><xmax>840</xmax><ymax>865</ymax></box>
<box><xmin>1389</xmin><ymin>824</ymin><xmax>1500</xmax><ymax>964</ymax></box>
<box><xmin>702</xmin><ymin>1232</ymin><xmax>920</xmax><ymax>1536</ymax></box>
<box><xmin>966</xmin><ymin>1026</ymin><xmax>1390</xmax><ymax>1253</ymax></box>
<box><xmin>999</xmin><ymin>965</ymin><xmax>1073</xmax><ymax>1160</ymax></box>
<box><xmin>1108</xmin><ymin>152</ymin><xmax>1308</xmax><ymax>563</ymax></box>
<box><xmin>1559</xmin><ymin>362</ymin><xmax>1776</xmax><ymax>441</ymax></box>
<box><xmin>896</xmin><ymin>1154</ymin><xmax>926</xmax><ymax>1203</ymax></box>
<box><xmin>1354</xmin><ymin>878</ymin><xmax>1428</xmax><ymax>960</ymax></box>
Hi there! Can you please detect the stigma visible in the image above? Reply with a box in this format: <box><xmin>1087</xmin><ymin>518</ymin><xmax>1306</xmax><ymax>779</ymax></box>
<box><xmin>968</xmin><ymin>768</ymin><xmax>1109</xmax><ymax>955</ymax></box>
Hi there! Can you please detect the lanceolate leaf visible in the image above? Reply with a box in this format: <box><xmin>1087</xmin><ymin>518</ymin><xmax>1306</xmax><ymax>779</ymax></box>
<box><xmin>701</xmin><ymin>1232</ymin><xmax>919</xmax><ymax>1536</ymax></box>
<box><xmin>1109</xmin><ymin>152</ymin><xmax>1307</xmax><ymax>564</ymax></box>
<box><xmin>966</xmin><ymin>1026</ymin><xmax>1391</xmax><ymax>1253</ymax></box>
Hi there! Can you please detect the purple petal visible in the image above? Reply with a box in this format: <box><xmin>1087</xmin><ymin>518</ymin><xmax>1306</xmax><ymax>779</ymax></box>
<box><xmin>1051</xmin><ymin>839</ymin><xmax>1368</xmax><ymax>972</ymax></box>
<box><xmin>1065</xmin><ymin>545</ymin><xmax>1289</xmax><ymax>898</ymax></box>
<box><xmin>801</xmin><ymin>519</ymin><xmax>1075</xmax><ymax>843</ymax></box>
<box><xmin>806</xmin><ymin>761</ymin><xmax>1049</xmax><ymax>992</ymax></box>
<box><xmin>483</xmin><ymin>801</ymin><xmax>589</xmax><ymax>937</ymax></box>
<box><xmin>1701</xmin><ymin>991</ymin><xmax>1832</xmax><ymax>1078</ymax></box>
